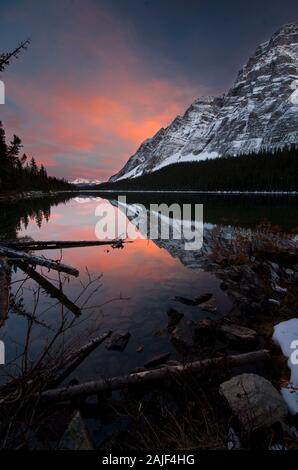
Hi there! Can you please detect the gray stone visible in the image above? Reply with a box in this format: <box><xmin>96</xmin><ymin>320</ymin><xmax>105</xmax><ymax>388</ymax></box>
<box><xmin>194</xmin><ymin>318</ymin><xmax>215</xmax><ymax>346</ymax></box>
<box><xmin>218</xmin><ymin>323</ymin><xmax>257</xmax><ymax>348</ymax></box>
<box><xmin>219</xmin><ymin>373</ymin><xmax>288</xmax><ymax>431</ymax></box>
<box><xmin>106</xmin><ymin>330</ymin><xmax>131</xmax><ymax>351</ymax></box>
<box><xmin>199</xmin><ymin>297</ymin><xmax>217</xmax><ymax>314</ymax></box>
<box><xmin>167</xmin><ymin>308</ymin><xmax>184</xmax><ymax>331</ymax></box>
<box><xmin>194</xmin><ymin>293</ymin><xmax>213</xmax><ymax>304</ymax></box>
<box><xmin>174</xmin><ymin>296</ymin><xmax>196</xmax><ymax>306</ymax></box>
<box><xmin>59</xmin><ymin>411</ymin><xmax>93</xmax><ymax>450</ymax></box>
<box><xmin>171</xmin><ymin>319</ymin><xmax>194</xmax><ymax>354</ymax></box>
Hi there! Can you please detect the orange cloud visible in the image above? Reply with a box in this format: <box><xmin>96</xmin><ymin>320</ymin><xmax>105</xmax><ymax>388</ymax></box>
<box><xmin>2</xmin><ymin>2</ymin><xmax>205</xmax><ymax>180</ymax></box>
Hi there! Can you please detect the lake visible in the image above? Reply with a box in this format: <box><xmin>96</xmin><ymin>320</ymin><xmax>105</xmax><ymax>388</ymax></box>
<box><xmin>0</xmin><ymin>193</ymin><xmax>297</xmax><ymax>381</ymax></box>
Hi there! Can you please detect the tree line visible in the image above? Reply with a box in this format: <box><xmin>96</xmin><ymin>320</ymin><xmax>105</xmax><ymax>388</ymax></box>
<box><xmin>0</xmin><ymin>41</ymin><xmax>72</xmax><ymax>193</ymax></box>
<box><xmin>0</xmin><ymin>121</ymin><xmax>72</xmax><ymax>192</ymax></box>
<box><xmin>99</xmin><ymin>145</ymin><xmax>298</xmax><ymax>192</ymax></box>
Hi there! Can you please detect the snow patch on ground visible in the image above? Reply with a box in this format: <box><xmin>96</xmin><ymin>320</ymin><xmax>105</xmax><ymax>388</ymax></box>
<box><xmin>273</xmin><ymin>318</ymin><xmax>298</xmax><ymax>414</ymax></box>
<box><xmin>290</xmin><ymin>88</ymin><xmax>298</xmax><ymax>105</ymax></box>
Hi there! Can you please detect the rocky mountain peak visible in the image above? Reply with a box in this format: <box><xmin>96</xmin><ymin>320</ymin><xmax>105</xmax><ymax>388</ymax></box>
<box><xmin>110</xmin><ymin>23</ymin><xmax>298</xmax><ymax>182</ymax></box>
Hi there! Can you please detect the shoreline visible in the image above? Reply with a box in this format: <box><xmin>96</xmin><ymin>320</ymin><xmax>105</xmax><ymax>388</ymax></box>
<box><xmin>0</xmin><ymin>190</ymin><xmax>78</xmax><ymax>204</ymax></box>
<box><xmin>76</xmin><ymin>189</ymin><xmax>298</xmax><ymax>195</ymax></box>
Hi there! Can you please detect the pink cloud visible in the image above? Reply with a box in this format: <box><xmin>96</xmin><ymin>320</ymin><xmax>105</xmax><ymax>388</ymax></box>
<box><xmin>1</xmin><ymin>1</ymin><xmax>206</xmax><ymax>180</ymax></box>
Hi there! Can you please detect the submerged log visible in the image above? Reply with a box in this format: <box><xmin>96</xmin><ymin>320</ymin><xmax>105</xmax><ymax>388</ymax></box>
<box><xmin>0</xmin><ymin>245</ymin><xmax>79</xmax><ymax>276</ymax></box>
<box><xmin>40</xmin><ymin>349</ymin><xmax>270</xmax><ymax>402</ymax></box>
<box><xmin>0</xmin><ymin>258</ymin><xmax>9</xmax><ymax>326</ymax></box>
<box><xmin>51</xmin><ymin>331</ymin><xmax>112</xmax><ymax>388</ymax></box>
<box><xmin>5</xmin><ymin>239</ymin><xmax>129</xmax><ymax>251</ymax></box>
<box><xmin>14</xmin><ymin>261</ymin><xmax>82</xmax><ymax>316</ymax></box>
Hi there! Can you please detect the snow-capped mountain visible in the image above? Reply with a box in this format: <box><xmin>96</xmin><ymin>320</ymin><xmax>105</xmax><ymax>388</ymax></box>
<box><xmin>70</xmin><ymin>178</ymin><xmax>101</xmax><ymax>186</ymax></box>
<box><xmin>110</xmin><ymin>23</ymin><xmax>298</xmax><ymax>182</ymax></box>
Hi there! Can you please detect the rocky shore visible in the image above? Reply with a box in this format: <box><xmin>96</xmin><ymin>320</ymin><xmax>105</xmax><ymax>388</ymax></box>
<box><xmin>1</xmin><ymin>223</ymin><xmax>297</xmax><ymax>450</ymax></box>
<box><xmin>91</xmin><ymin>228</ymin><xmax>298</xmax><ymax>450</ymax></box>
<box><xmin>0</xmin><ymin>190</ymin><xmax>76</xmax><ymax>205</ymax></box>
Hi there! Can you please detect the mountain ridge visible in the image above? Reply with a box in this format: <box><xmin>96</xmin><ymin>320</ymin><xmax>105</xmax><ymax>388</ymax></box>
<box><xmin>110</xmin><ymin>22</ymin><xmax>298</xmax><ymax>182</ymax></box>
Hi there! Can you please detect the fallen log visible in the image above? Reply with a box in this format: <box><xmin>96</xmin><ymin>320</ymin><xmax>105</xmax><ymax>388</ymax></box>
<box><xmin>5</xmin><ymin>239</ymin><xmax>130</xmax><ymax>251</ymax></box>
<box><xmin>40</xmin><ymin>349</ymin><xmax>270</xmax><ymax>402</ymax></box>
<box><xmin>0</xmin><ymin>246</ymin><xmax>79</xmax><ymax>276</ymax></box>
<box><xmin>49</xmin><ymin>331</ymin><xmax>112</xmax><ymax>388</ymax></box>
<box><xmin>14</xmin><ymin>261</ymin><xmax>82</xmax><ymax>316</ymax></box>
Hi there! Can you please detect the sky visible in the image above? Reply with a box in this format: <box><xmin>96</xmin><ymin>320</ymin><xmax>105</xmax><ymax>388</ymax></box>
<box><xmin>1</xmin><ymin>0</ymin><xmax>298</xmax><ymax>181</ymax></box>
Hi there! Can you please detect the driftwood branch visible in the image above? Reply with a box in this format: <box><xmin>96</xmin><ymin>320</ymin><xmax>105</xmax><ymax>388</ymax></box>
<box><xmin>0</xmin><ymin>246</ymin><xmax>79</xmax><ymax>276</ymax></box>
<box><xmin>5</xmin><ymin>239</ymin><xmax>130</xmax><ymax>251</ymax></box>
<box><xmin>49</xmin><ymin>331</ymin><xmax>112</xmax><ymax>388</ymax></box>
<box><xmin>14</xmin><ymin>261</ymin><xmax>82</xmax><ymax>317</ymax></box>
<box><xmin>40</xmin><ymin>349</ymin><xmax>270</xmax><ymax>402</ymax></box>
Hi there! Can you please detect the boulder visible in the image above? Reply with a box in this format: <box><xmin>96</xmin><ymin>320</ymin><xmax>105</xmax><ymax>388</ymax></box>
<box><xmin>105</xmin><ymin>331</ymin><xmax>131</xmax><ymax>351</ymax></box>
<box><xmin>218</xmin><ymin>323</ymin><xmax>257</xmax><ymax>349</ymax></box>
<box><xmin>194</xmin><ymin>318</ymin><xmax>215</xmax><ymax>346</ymax></box>
<box><xmin>219</xmin><ymin>373</ymin><xmax>288</xmax><ymax>431</ymax></box>
<box><xmin>199</xmin><ymin>297</ymin><xmax>217</xmax><ymax>314</ymax></box>
<box><xmin>167</xmin><ymin>308</ymin><xmax>184</xmax><ymax>332</ymax></box>
<box><xmin>174</xmin><ymin>296</ymin><xmax>196</xmax><ymax>306</ymax></box>
<box><xmin>59</xmin><ymin>411</ymin><xmax>93</xmax><ymax>450</ymax></box>
<box><xmin>171</xmin><ymin>319</ymin><xmax>194</xmax><ymax>354</ymax></box>
<box><xmin>194</xmin><ymin>293</ymin><xmax>213</xmax><ymax>304</ymax></box>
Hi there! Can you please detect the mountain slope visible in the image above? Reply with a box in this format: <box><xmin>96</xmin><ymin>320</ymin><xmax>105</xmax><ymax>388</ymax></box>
<box><xmin>110</xmin><ymin>23</ymin><xmax>298</xmax><ymax>182</ymax></box>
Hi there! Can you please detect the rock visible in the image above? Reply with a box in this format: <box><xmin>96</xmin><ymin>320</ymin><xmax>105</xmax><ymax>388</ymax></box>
<box><xmin>269</xmin><ymin>443</ymin><xmax>286</xmax><ymax>450</ymax></box>
<box><xmin>199</xmin><ymin>297</ymin><xmax>217</xmax><ymax>314</ymax></box>
<box><xmin>272</xmin><ymin>284</ymin><xmax>288</xmax><ymax>294</ymax></box>
<box><xmin>174</xmin><ymin>296</ymin><xmax>196</xmax><ymax>306</ymax></box>
<box><xmin>269</xmin><ymin>261</ymin><xmax>280</xmax><ymax>272</ymax></box>
<box><xmin>220</xmin><ymin>282</ymin><xmax>228</xmax><ymax>291</ymax></box>
<box><xmin>59</xmin><ymin>411</ymin><xmax>93</xmax><ymax>450</ymax></box>
<box><xmin>105</xmin><ymin>331</ymin><xmax>131</xmax><ymax>351</ymax></box>
<box><xmin>268</xmin><ymin>298</ymin><xmax>281</xmax><ymax>306</ymax></box>
<box><xmin>219</xmin><ymin>374</ymin><xmax>288</xmax><ymax>431</ymax></box>
<box><xmin>194</xmin><ymin>318</ymin><xmax>215</xmax><ymax>346</ymax></box>
<box><xmin>227</xmin><ymin>427</ymin><xmax>241</xmax><ymax>450</ymax></box>
<box><xmin>218</xmin><ymin>323</ymin><xmax>257</xmax><ymax>349</ymax></box>
<box><xmin>194</xmin><ymin>292</ymin><xmax>213</xmax><ymax>304</ymax></box>
<box><xmin>167</xmin><ymin>308</ymin><xmax>184</xmax><ymax>332</ymax></box>
<box><xmin>171</xmin><ymin>319</ymin><xmax>194</xmax><ymax>354</ymax></box>
<box><xmin>230</xmin><ymin>273</ymin><xmax>242</xmax><ymax>282</ymax></box>
<box><xmin>285</xmin><ymin>268</ymin><xmax>294</xmax><ymax>276</ymax></box>
<box><xmin>144</xmin><ymin>352</ymin><xmax>171</xmax><ymax>369</ymax></box>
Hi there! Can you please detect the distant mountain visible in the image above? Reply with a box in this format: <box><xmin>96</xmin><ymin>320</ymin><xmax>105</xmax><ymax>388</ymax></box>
<box><xmin>110</xmin><ymin>22</ymin><xmax>298</xmax><ymax>182</ymax></box>
<box><xmin>70</xmin><ymin>178</ymin><xmax>101</xmax><ymax>187</ymax></box>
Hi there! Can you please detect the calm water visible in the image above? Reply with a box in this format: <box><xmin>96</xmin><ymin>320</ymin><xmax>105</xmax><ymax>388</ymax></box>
<box><xmin>0</xmin><ymin>193</ymin><xmax>297</xmax><ymax>380</ymax></box>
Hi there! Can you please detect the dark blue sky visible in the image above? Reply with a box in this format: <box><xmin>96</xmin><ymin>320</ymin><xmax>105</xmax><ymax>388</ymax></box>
<box><xmin>1</xmin><ymin>0</ymin><xmax>298</xmax><ymax>179</ymax></box>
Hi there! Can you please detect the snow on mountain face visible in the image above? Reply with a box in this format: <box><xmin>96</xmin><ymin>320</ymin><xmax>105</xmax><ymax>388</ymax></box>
<box><xmin>71</xmin><ymin>178</ymin><xmax>101</xmax><ymax>185</ymax></box>
<box><xmin>110</xmin><ymin>23</ymin><xmax>298</xmax><ymax>182</ymax></box>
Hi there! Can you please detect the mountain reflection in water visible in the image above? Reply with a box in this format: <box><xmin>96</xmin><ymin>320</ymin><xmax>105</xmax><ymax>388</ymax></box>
<box><xmin>0</xmin><ymin>193</ymin><xmax>297</xmax><ymax>380</ymax></box>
